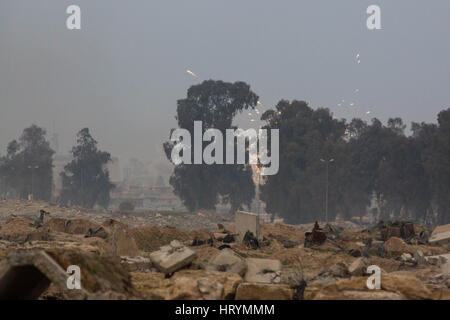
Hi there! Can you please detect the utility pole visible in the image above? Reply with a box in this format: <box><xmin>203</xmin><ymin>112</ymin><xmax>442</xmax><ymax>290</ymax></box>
<box><xmin>320</xmin><ymin>158</ymin><xmax>334</xmax><ymax>223</ymax></box>
<box><xmin>28</xmin><ymin>165</ymin><xmax>39</xmax><ymax>200</ymax></box>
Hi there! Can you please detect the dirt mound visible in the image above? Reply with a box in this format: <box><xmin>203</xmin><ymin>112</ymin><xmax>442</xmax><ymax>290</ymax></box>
<box><xmin>128</xmin><ymin>225</ymin><xmax>211</xmax><ymax>252</ymax></box>
<box><xmin>108</xmin><ymin>227</ymin><xmax>140</xmax><ymax>257</ymax></box>
<box><xmin>62</xmin><ymin>219</ymin><xmax>101</xmax><ymax>235</ymax></box>
<box><xmin>0</xmin><ymin>217</ymin><xmax>50</xmax><ymax>242</ymax></box>
<box><xmin>43</xmin><ymin>217</ymin><xmax>68</xmax><ymax>233</ymax></box>
<box><xmin>262</xmin><ymin>224</ymin><xmax>305</xmax><ymax>246</ymax></box>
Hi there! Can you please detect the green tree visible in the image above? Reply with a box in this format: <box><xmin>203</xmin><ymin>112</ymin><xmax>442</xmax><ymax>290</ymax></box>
<box><xmin>0</xmin><ymin>125</ymin><xmax>54</xmax><ymax>201</ymax></box>
<box><xmin>164</xmin><ymin>80</ymin><xmax>258</xmax><ymax>212</ymax></box>
<box><xmin>60</xmin><ymin>128</ymin><xmax>114</xmax><ymax>208</ymax></box>
<box><xmin>260</xmin><ymin>100</ymin><xmax>347</xmax><ymax>224</ymax></box>
<box><xmin>413</xmin><ymin>108</ymin><xmax>450</xmax><ymax>224</ymax></box>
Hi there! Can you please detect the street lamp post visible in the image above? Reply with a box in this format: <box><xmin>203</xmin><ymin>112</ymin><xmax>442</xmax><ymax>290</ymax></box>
<box><xmin>320</xmin><ymin>158</ymin><xmax>334</xmax><ymax>223</ymax></box>
<box><xmin>28</xmin><ymin>165</ymin><xmax>39</xmax><ymax>200</ymax></box>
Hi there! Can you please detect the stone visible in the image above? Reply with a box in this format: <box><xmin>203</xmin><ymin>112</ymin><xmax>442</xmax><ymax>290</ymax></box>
<box><xmin>235</xmin><ymin>211</ymin><xmax>262</xmax><ymax>243</ymax></box>
<box><xmin>244</xmin><ymin>258</ymin><xmax>281</xmax><ymax>284</ymax></box>
<box><xmin>120</xmin><ymin>256</ymin><xmax>152</xmax><ymax>272</ymax></box>
<box><xmin>213</xmin><ymin>233</ymin><xmax>228</xmax><ymax>240</ymax></box>
<box><xmin>429</xmin><ymin>225</ymin><xmax>450</xmax><ymax>247</ymax></box>
<box><xmin>235</xmin><ymin>283</ymin><xmax>294</xmax><ymax>300</ymax></box>
<box><xmin>314</xmin><ymin>289</ymin><xmax>404</xmax><ymax>300</ymax></box>
<box><xmin>132</xmin><ymin>270</ymin><xmax>242</xmax><ymax>300</ymax></box>
<box><xmin>414</xmin><ymin>250</ymin><xmax>426</xmax><ymax>265</ymax></box>
<box><xmin>348</xmin><ymin>257</ymin><xmax>368</xmax><ymax>276</ymax></box>
<box><xmin>329</xmin><ymin>263</ymin><xmax>349</xmax><ymax>278</ymax></box>
<box><xmin>150</xmin><ymin>240</ymin><xmax>197</xmax><ymax>274</ymax></box>
<box><xmin>400</xmin><ymin>253</ymin><xmax>413</xmax><ymax>262</ymax></box>
<box><xmin>426</xmin><ymin>254</ymin><xmax>450</xmax><ymax>274</ymax></box>
<box><xmin>0</xmin><ymin>248</ymin><xmax>139</xmax><ymax>300</ymax></box>
<box><xmin>0</xmin><ymin>249</ymin><xmax>87</xmax><ymax>300</ymax></box>
<box><xmin>381</xmin><ymin>273</ymin><xmax>433</xmax><ymax>300</ymax></box>
<box><xmin>384</xmin><ymin>237</ymin><xmax>412</xmax><ymax>258</ymax></box>
<box><xmin>205</xmin><ymin>249</ymin><xmax>247</xmax><ymax>276</ymax></box>
<box><xmin>109</xmin><ymin>228</ymin><xmax>140</xmax><ymax>257</ymax></box>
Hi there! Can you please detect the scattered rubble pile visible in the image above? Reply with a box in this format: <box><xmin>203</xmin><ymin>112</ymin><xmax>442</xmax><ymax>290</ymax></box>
<box><xmin>0</xmin><ymin>199</ymin><xmax>231</xmax><ymax>230</ymax></box>
<box><xmin>0</xmin><ymin>200</ymin><xmax>449</xmax><ymax>300</ymax></box>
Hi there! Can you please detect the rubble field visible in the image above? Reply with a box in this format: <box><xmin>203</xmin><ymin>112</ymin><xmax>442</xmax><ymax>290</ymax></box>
<box><xmin>0</xmin><ymin>199</ymin><xmax>449</xmax><ymax>300</ymax></box>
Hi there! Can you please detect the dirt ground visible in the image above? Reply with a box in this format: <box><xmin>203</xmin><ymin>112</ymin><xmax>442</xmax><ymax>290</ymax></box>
<box><xmin>0</xmin><ymin>199</ymin><xmax>449</xmax><ymax>300</ymax></box>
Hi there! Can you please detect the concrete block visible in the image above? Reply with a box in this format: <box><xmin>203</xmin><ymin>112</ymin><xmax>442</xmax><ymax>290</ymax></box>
<box><xmin>244</xmin><ymin>258</ymin><xmax>281</xmax><ymax>284</ymax></box>
<box><xmin>235</xmin><ymin>211</ymin><xmax>262</xmax><ymax>243</ymax></box>
<box><xmin>150</xmin><ymin>240</ymin><xmax>197</xmax><ymax>274</ymax></box>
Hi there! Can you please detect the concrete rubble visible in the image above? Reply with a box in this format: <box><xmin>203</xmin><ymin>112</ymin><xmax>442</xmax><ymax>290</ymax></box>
<box><xmin>0</xmin><ymin>199</ymin><xmax>449</xmax><ymax>300</ymax></box>
<box><xmin>429</xmin><ymin>224</ymin><xmax>450</xmax><ymax>248</ymax></box>
<box><xmin>150</xmin><ymin>240</ymin><xmax>197</xmax><ymax>274</ymax></box>
<box><xmin>244</xmin><ymin>258</ymin><xmax>282</xmax><ymax>284</ymax></box>
<box><xmin>205</xmin><ymin>249</ymin><xmax>246</xmax><ymax>276</ymax></box>
<box><xmin>235</xmin><ymin>211</ymin><xmax>262</xmax><ymax>243</ymax></box>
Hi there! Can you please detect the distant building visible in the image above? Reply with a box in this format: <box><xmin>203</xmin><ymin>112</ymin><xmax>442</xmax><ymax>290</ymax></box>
<box><xmin>110</xmin><ymin>185</ymin><xmax>184</xmax><ymax>211</ymax></box>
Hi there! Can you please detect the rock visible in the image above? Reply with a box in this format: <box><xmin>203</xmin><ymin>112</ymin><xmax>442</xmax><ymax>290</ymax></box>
<box><xmin>131</xmin><ymin>270</ymin><xmax>242</xmax><ymax>300</ymax></box>
<box><xmin>384</xmin><ymin>237</ymin><xmax>411</xmax><ymax>258</ymax></box>
<box><xmin>429</xmin><ymin>224</ymin><xmax>450</xmax><ymax>248</ymax></box>
<box><xmin>120</xmin><ymin>256</ymin><xmax>152</xmax><ymax>272</ymax></box>
<box><xmin>109</xmin><ymin>227</ymin><xmax>139</xmax><ymax>257</ymax></box>
<box><xmin>235</xmin><ymin>211</ymin><xmax>262</xmax><ymax>243</ymax></box>
<box><xmin>329</xmin><ymin>263</ymin><xmax>349</xmax><ymax>278</ymax></box>
<box><xmin>280</xmin><ymin>268</ymin><xmax>306</xmax><ymax>298</ymax></box>
<box><xmin>205</xmin><ymin>249</ymin><xmax>247</xmax><ymax>276</ymax></box>
<box><xmin>314</xmin><ymin>289</ymin><xmax>404</xmax><ymax>300</ymax></box>
<box><xmin>414</xmin><ymin>250</ymin><xmax>426</xmax><ymax>265</ymax></box>
<box><xmin>173</xmin><ymin>270</ymin><xmax>242</xmax><ymax>300</ymax></box>
<box><xmin>427</xmin><ymin>256</ymin><xmax>440</xmax><ymax>266</ymax></box>
<box><xmin>130</xmin><ymin>272</ymin><xmax>171</xmax><ymax>299</ymax></box>
<box><xmin>426</xmin><ymin>254</ymin><xmax>450</xmax><ymax>274</ymax></box>
<box><xmin>348</xmin><ymin>257</ymin><xmax>368</xmax><ymax>276</ymax></box>
<box><xmin>244</xmin><ymin>258</ymin><xmax>281</xmax><ymax>284</ymax></box>
<box><xmin>235</xmin><ymin>283</ymin><xmax>294</xmax><ymax>300</ymax></box>
<box><xmin>150</xmin><ymin>240</ymin><xmax>197</xmax><ymax>274</ymax></box>
<box><xmin>307</xmin><ymin>275</ymin><xmax>431</xmax><ymax>300</ymax></box>
<box><xmin>400</xmin><ymin>253</ymin><xmax>413</xmax><ymax>262</ymax></box>
<box><xmin>0</xmin><ymin>248</ymin><xmax>139</xmax><ymax>300</ymax></box>
<box><xmin>213</xmin><ymin>232</ymin><xmax>228</xmax><ymax>240</ymax></box>
<box><xmin>362</xmin><ymin>241</ymin><xmax>385</xmax><ymax>258</ymax></box>
<box><xmin>381</xmin><ymin>273</ymin><xmax>433</xmax><ymax>300</ymax></box>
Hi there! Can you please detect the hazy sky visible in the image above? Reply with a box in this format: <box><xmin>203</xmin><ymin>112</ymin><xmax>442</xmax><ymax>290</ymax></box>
<box><xmin>1</xmin><ymin>1</ymin><xmax>449</xmax><ymax>165</ymax></box>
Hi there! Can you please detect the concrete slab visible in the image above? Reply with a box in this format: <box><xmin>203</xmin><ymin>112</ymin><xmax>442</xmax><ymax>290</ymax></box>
<box><xmin>429</xmin><ymin>230</ymin><xmax>450</xmax><ymax>246</ymax></box>
<box><xmin>0</xmin><ymin>249</ymin><xmax>88</xmax><ymax>299</ymax></box>
<box><xmin>235</xmin><ymin>211</ymin><xmax>262</xmax><ymax>243</ymax></box>
<box><xmin>244</xmin><ymin>258</ymin><xmax>281</xmax><ymax>284</ymax></box>
<box><xmin>150</xmin><ymin>240</ymin><xmax>197</xmax><ymax>274</ymax></box>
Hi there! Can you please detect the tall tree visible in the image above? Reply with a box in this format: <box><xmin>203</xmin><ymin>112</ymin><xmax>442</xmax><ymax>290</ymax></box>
<box><xmin>0</xmin><ymin>125</ymin><xmax>54</xmax><ymax>201</ymax></box>
<box><xmin>164</xmin><ymin>80</ymin><xmax>258</xmax><ymax>212</ymax></box>
<box><xmin>60</xmin><ymin>128</ymin><xmax>114</xmax><ymax>208</ymax></box>
<box><xmin>260</xmin><ymin>100</ymin><xmax>347</xmax><ymax>224</ymax></box>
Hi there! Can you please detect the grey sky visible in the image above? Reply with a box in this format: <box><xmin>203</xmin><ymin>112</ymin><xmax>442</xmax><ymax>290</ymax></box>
<box><xmin>1</xmin><ymin>1</ymin><xmax>449</xmax><ymax>165</ymax></box>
